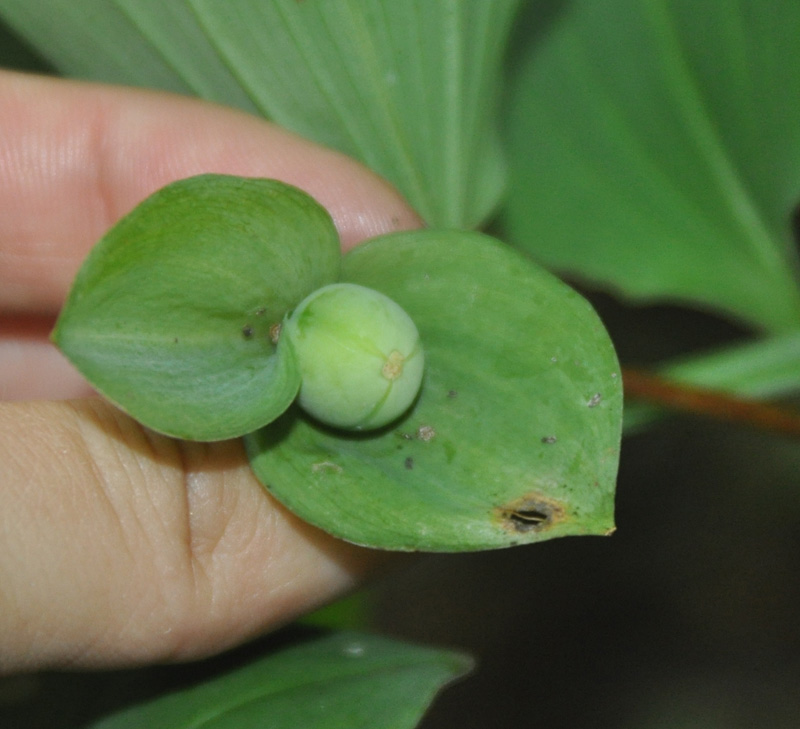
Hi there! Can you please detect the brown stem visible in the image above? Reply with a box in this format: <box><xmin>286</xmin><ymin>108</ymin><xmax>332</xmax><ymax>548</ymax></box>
<box><xmin>622</xmin><ymin>367</ymin><xmax>800</xmax><ymax>439</ymax></box>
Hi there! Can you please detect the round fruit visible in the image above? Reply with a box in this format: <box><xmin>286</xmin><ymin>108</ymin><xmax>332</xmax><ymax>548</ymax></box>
<box><xmin>284</xmin><ymin>283</ymin><xmax>424</xmax><ymax>430</ymax></box>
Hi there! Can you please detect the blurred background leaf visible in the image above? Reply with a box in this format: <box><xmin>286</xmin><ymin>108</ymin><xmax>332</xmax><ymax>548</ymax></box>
<box><xmin>0</xmin><ymin>19</ymin><xmax>49</xmax><ymax>71</ymax></box>
<box><xmin>0</xmin><ymin>629</ymin><xmax>472</xmax><ymax>729</ymax></box>
<box><xmin>623</xmin><ymin>330</ymin><xmax>800</xmax><ymax>432</ymax></box>
<box><xmin>0</xmin><ymin>0</ymin><xmax>522</xmax><ymax>229</ymax></box>
<box><xmin>502</xmin><ymin>0</ymin><xmax>800</xmax><ymax>333</ymax></box>
<box><xmin>86</xmin><ymin>632</ymin><xmax>471</xmax><ymax>729</ymax></box>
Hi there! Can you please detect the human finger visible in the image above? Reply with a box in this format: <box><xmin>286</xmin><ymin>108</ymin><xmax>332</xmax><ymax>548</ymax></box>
<box><xmin>0</xmin><ymin>400</ymin><xmax>382</xmax><ymax>673</ymax></box>
<box><xmin>0</xmin><ymin>70</ymin><xmax>422</xmax><ymax>398</ymax></box>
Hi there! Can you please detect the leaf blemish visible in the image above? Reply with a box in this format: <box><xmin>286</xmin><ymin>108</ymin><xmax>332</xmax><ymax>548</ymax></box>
<box><xmin>416</xmin><ymin>425</ymin><xmax>436</xmax><ymax>441</ymax></box>
<box><xmin>242</xmin><ymin>324</ymin><xmax>254</xmax><ymax>339</ymax></box>
<box><xmin>404</xmin><ymin>457</ymin><xmax>414</xmax><ymax>470</ymax></box>
<box><xmin>312</xmin><ymin>461</ymin><xmax>342</xmax><ymax>474</ymax></box>
<box><xmin>587</xmin><ymin>393</ymin><xmax>602</xmax><ymax>407</ymax></box>
<box><xmin>496</xmin><ymin>493</ymin><xmax>566</xmax><ymax>534</ymax></box>
<box><xmin>541</xmin><ymin>435</ymin><xmax>557</xmax><ymax>444</ymax></box>
<box><xmin>342</xmin><ymin>643</ymin><xmax>365</xmax><ymax>657</ymax></box>
<box><xmin>269</xmin><ymin>322</ymin><xmax>282</xmax><ymax>344</ymax></box>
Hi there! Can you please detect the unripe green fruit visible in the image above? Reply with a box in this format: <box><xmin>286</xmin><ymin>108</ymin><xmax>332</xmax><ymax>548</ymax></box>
<box><xmin>284</xmin><ymin>283</ymin><xmax>424</xmax><ymax>430</ymax></box>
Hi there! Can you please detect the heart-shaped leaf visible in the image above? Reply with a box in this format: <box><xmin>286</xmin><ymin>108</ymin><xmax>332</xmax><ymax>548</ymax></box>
<box><xmin>246</xmin><ymin>230</ymin><xmax>622</xmax><ymax>551</ymax></box>
<box><xmin>53</xmin><ymin>175</ymin><xmax>340</xmax><ymax>441</ymax></box>
<box><xmin>87</xmin><ymin>632</ymin><xmax>472</xmax><ymax>729</ymax></box>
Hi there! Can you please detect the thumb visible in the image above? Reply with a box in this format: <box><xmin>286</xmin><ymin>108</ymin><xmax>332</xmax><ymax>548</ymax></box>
<box><xmin>0</xmin><ymin>400</ymin><xmax>378</xmax><ymax>672</ymax></box>
<box><xmin>0</xmin><ymin>72</ymin><xmax>420</xmax><ymax>672</ymax></box>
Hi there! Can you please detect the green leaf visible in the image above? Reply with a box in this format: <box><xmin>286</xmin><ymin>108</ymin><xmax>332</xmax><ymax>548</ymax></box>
<box><xmin>654</xmin><ymin>332</ymin><xmax>800</xmax><ymax>398</ymax></box>
<box><xmin>103</xmin><ymin>1</ymin><xmax>261</xmax><ymax>113</ymax></box>
<box><xmin>0</xmin><ymin>1</ymin><xmax>193</xmax><ymax>94</ymax></box>
<box><xmin>502</xmin><ymin>0</ymin><xmax>800</xmax><ymax>332</ymax></box>
<box><xmin>52</xmin><ymin>175</ymin><xmax>340</xmax><ymax>441</ymax></box>
<box><xmin>0</xmin><ymin>20</ymin><xmax>49</xmax><ymax>71</ymax></box>
<box><xmin>185</xmin><ymin>0</ymin><xmax>519</xmax><ymax>228</ymax></box>
<box><xmin>0</xmin><ymin>0</ymin><xmax>521</xmax><ymax>229</ymax></box>
<box><xmin>87</xmin><ymin>632</ymin><xmax>473</xmax><ymax>729</ymax></box>
<box><xmin>246</xmin><ymin>230</ymin><xmax>622</xmax><ymax>551</ymax></box>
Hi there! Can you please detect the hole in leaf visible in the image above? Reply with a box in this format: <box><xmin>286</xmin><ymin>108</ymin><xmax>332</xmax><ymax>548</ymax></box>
<box><xmin>507</xmin><ymin>508</ymin><xmax>550</xmax><ymax>532</ymax></box>
<box><xmin>496</xmin><ymin>493</ymin><xmax>566</xmax><ymax>534</ymax></box>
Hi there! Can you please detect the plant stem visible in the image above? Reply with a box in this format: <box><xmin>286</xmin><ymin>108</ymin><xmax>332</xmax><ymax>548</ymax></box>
<box><xmin>622</xmin><ymin>367</ymin><xmax>800</xmax><ymax>439</ymax></box>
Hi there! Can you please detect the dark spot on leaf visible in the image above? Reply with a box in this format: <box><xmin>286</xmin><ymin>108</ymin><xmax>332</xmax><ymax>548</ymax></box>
<box><xmin>242</xmin><ymin>325</ymin><xmax>254</xmax><ymax>339</ymax></box>
<box><xmin>255</xmin><ymin>307</ymin><xmax>266</xmax><ymax>316</ymax></box>
<box><xmin>507</xmin><ymin>508</ymin><xmax>550</xmax><ymax>531</ymax></box>
<box><xmin>587</xmin><ymin>392</ymin><xmax>602</xmax><ymax>407</ymax></box>
<box><xmin>173</xmin><ymin>337</ymin><xmax>179</xmax><ymax>344</ymax></box>
<box><xmin>496</xmin><ymin>493</ymin><xmax>566</xmax><ymax>534</ymax></box>
<box><xmin>447</xmin><ymin>390</ymin><xmax>458</xmax><ymax>399</ymax></box>
<box><xmin>541</xmin><ymin>435</ymin><xmax>557</xmax><ymax>444</ymax></box>
<box><xmin>404</xmin><ymin>457</ymin><xmax>414</xmax><ymax>470</ymax></box>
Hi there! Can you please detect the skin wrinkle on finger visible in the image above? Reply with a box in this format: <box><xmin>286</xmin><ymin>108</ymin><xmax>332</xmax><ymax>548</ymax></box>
<box><xmin>13</xmin><ymin>403</ymin><xmax>174</xmax><ymax>669</ymax></box>
<box><xmin>0</xmin><ymin>81</ymin><xmax>108</xmax><ymax>311</ymax></box>
<box><xmin>0</xmin><ymin>400</ymin><xmax>379</xmax><ymax>672</ymax></box>
<box><xmin>0</xmin><ymin>404</ymin><xmax>110</xmax><ymax>665</ymax></box>
<box><xmin>73</xmin><ymin>402</ymin><xmax>185</xmax><ymax>587</ymax></box>
<box><xmin>71</xmin><ymin>403</ymin><xmax>326</xmax><ymax>654</ymax></box>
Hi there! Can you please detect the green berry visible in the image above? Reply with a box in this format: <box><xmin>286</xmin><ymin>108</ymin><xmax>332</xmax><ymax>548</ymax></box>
<box><xmin>284</xmin><ymin>283</ymin><xmax>424</xmax><ymax>430</ymax></box>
